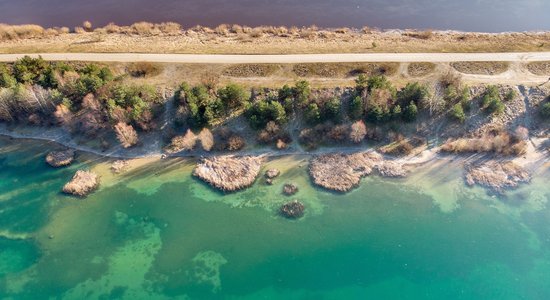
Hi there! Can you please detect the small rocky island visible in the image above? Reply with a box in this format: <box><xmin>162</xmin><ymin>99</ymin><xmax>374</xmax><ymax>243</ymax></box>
<box><xmin>283</xmin><ymin>183</ymin><xmax>299</xmax><ymax>196</ymax></box>
<box><xmin>193</xmin><ymin>155</ymin><xmax>263</xmax><ymax>192</ymax></box>
<box><xmin>46</xmin><ymin>149</ymin><xmax>75</xmax><ymax>167</ymax></box>
<box><xmin>62</xmin><ymin>170</ymin><xmax>100</xmax><ymax>197</ymax></box>
<box><xmin>279</xmin><ymin>200</ymin><xmax>305</xmax><ymax>219</ymax></box>
<box><xmin>465</xmin><ymin>161</ymin><xmax>530</xmax><ymax>193</ymax></box>
<box><xmin>309</xmin><ymin>152</ymin><xmax>407</xmax><ymax>192</ymax></box>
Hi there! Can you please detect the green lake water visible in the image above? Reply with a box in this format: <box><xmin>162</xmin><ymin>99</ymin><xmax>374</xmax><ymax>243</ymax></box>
<box><xmin>1</xmin><ymin>136</ymin><xmax>550</xmax><ymax>299</ymax></box>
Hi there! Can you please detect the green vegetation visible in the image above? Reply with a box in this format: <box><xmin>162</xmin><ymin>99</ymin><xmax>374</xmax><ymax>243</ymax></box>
<box><xmin>217</xmin><ymin>83</ymin><xmax>250</xmax><ymax>111</ymax></box>
<box><xmin>450</xmin><ymin>103</ymin><xmax>466</xmax><ymax>123</ymax></box>
<box><xmin>481</xmin><ymin>85</ymin><xmax>505</xmax><ymax>115</ymax></box>
<box><xmin>541</xmin><ymin>102</ymin><xmax>550</xmax><ymax>119</ymax></box>
<box><xmin>245</xmin><ymin>98</ymin><xmax>287</xmax><ymax>129</ymax></box>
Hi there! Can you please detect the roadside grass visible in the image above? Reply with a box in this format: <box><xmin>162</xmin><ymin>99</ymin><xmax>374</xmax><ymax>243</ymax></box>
<box><xmin>408</xmin><ymin>62</ymin><xmax>436</xmax><ymax>77</ymax></box>
<box><xmin>451</xmin><ymin>61</ymin><xmax>509</xmax><ymax>75</ymax></box>
<box><xmin>223</xmin><ymin>64</ymin><xmax>282</xmax><ymax>77</ymax></box>
<box><xmin>526</xmin><ymin>61</ymin><xmax>550</xmax><ymax>76</ymax></box>
<box><xmin>292</xmin><ymin>63</ymin><xmax>398</xmax><ymax>78</ymax></box>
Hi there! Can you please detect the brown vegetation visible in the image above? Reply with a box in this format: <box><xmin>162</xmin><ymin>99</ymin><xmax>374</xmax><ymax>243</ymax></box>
<box><xmin>166</xmin><ymin>129</ymin><xmax>196</xmax><ymax>153</ymax></box>
<box><xmin>198</xmin><ymin>128</ymin><xmax>214</xmax><ymax>151</ymax></box>
<box><xmin>62</xmin><ymin>170</ymin><xmax>100</xmax><ymax>197</ymax></box>
<box><xmin>114</xmin><ymin>122</ymin><xmax>138</xmax><ymax>148</ymax></box>
<box><xmin>465</xmin><ymin>161</ymin><xmax>530</xmax><ymax>193</ymax></box>
<box><xmin>451</xmin><ymin>61</ymin><xmax>509</xmax><ymax>75</ymax></box>
<box><xmin>349</xmin><ymin>120</ymin><xmax>367</xmax><ymax>143</ymax></box>
<box><xmin>223</xmin><ymin>64</ymin><xmax>280</xmax><ymax>77</ymax></box>
<box><xmin>309</xmin><ymin>152</ymin><xmax>383</xmax><ymax>192</ymax></box>
<box><xmin>292</xmin><ymin>63</ymin><xmax>398</xmax><ymax>78</ymax></box>
<box><xmin>408</xmin><ymin>62</ymin><xmax>436</xmax><ymax>77</ymax></box>
<box><xmin>440</xmin><ymin>129</ymin><xmax>527</xmax><ymax>156</ymax></box>
<box><xmin>193</xmin><ymin>155</ymin><xmax>263</xmax><ymax>192</ymax></box>
<box><xmin>127</xmin><ymin>62</ymin><xmax>163</xmax><ymax>77</ymax></box>
<box><xmin>526</xmin><ymin>61</ymin><xmax>550</xmax><ymax>76</ymax></box>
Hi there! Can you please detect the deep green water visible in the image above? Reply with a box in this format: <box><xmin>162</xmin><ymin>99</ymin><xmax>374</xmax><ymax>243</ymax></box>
<box><xmin>1</xmin><ymin>137</ymin><xmax>550</xmax><ymax>299</ymax></box>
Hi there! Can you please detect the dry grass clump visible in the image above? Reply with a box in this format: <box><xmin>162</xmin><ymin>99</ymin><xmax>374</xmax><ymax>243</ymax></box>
<box><xmin>441</xmin><ymin>129</ymin><xmax>527</xmax><ymax>156</ymax></box>
<box><xmin>223</xmin><ymin>64</ymin><xmax>280</xmax><ymax>77</ymax></box>
<box><xmin>451</xmin><ymin>62</ymin><xmax>509</xmax><ymax>75</ymax></box>
<box><xmin>404</xmin><ymin>30</ymin><xmax>434</xmax><ymax>40</ymax></box>
<box><xmin>166</xmin><ymin>129</ymin><xmax>197</xmax><ymax>153</ymax></box>
<box><xmin>293</xmin><ymin>63</ymin><xmax>397</xmax><ymax>78</ymax></box>
<box><xmin>0</xmin><ymin>24</ymin><xmax>46</xmax><ymax>40</ymax></box>
<box><xmin>465</xmin><ymin>161</ymin><xmax>530</xmax><ymax>193</ymax></box>
<box><xmin>408</xmin><ymin>62</ymin><xmax>436</xmax><ymax>77</ymax></box>
<box><xmin>127</xmin><ymin>62</ymin><xmax>163</xmax><ymax>77</ymax></box>
<box><xmin>526</xmin><ymin>61</ymin><xmax>550</xmax><ymax>76</ymax></box>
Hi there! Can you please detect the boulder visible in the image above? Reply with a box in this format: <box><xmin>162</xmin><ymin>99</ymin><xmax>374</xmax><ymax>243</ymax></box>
<box><xmin>283</xmin><ymin>183</ymin><xmax>299</xmax><ymax>196</ymax></box>
<box><xmin>279</xmin><ymin>200</ymin><xmax>305</xmax><ymax>219</ymax></box>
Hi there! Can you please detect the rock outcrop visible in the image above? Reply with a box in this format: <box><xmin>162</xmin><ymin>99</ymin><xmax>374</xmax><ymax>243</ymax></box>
<box><xmin>193</xmin><ymin>155</ymin><xmax>263</xmax><ymax>192</ymax></box>
<box><xmin>283</xmin><ymin>183</ymin><xmax>299</xmax><ymax>196</ymax></box>
<box><xmin>465</xmin><ymin>161</ymin><xmax>530</xmax><ymax>193</ymax></box>
<box><xmin>62</xmin><ymin>170</ymin><xmax>100</xmax><ymax>197</ymax></box>
<box><xmin>279</xmin><ymin>200</ymin><xmax>305</xmax><ymax>219</ymax></box>
<box><xmin>46</xmin><ymin>149</ymin><xmax>75</xmax><ymax>167</ymax></box>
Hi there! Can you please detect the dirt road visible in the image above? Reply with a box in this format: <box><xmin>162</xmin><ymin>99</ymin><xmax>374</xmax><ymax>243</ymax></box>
<box><xmin>1</xmin><ymin>52</ymin><xmax>550</xmax><ymax>63</ymax></box>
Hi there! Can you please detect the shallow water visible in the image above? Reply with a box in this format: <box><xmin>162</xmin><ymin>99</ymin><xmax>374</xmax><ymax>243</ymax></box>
<box><xmin>2</xmin><ymin>0</ymin><xmax>550</xmax><ymax>32</ymax></box>
<box><xmin>1</xmin><ymin>136</ymin><xmax>550</xmax><ymax>299</ymax></box>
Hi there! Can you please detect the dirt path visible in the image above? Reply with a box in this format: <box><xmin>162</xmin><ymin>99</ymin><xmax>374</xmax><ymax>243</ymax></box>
<box><xmin>1</xmin><ymin>52</ymin><xmax>550</xmax><ymax>64</ymax></box>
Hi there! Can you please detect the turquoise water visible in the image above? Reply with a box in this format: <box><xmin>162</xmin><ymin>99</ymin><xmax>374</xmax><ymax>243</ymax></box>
<box><xmin>1</xmin><ymin>137</ymin><xmax>550</xmax><ymax>299</ymax></box>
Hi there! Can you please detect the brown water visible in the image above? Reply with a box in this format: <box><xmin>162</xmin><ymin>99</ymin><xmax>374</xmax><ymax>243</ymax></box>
<box><xmin>1</xmin><ymin>0</ymin><xmax>549</xmax><ymax>32</ymax></box>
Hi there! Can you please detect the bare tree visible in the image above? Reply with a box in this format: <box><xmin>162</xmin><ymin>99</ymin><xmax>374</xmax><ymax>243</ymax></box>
<box><xmin>114</xmin><ymin>122</ymin><xmax>138</xmax><ymax>148</ymax></box>
<box><xmin>198</xmin><ymin>128</ymin><xmax>214</xmax><ymax>151</ymax></box>
<box><xmin>166</xmin><ymin>129</ymin><xmax>196</xmax><ymax>153</ymax></box>
<box><xmin>349</xmin><ymin>120</ymin><xmax>367</xmax><ymax>143</ymax></box>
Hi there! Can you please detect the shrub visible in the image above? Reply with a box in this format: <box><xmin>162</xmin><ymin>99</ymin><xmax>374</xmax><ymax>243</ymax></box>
<box><xmin>12</xmin><ymin>56</ymin><xmax>49</xmax><ymax>84</ymax></box>
<box><xmin>304</xmin><ymin>103</ymin><xmax>321</xmax><ymax>125</ymax></box>
<box><xmin>0</xmin><ymin>64</ymin><xmax>16</xmax><ymax>88</ymax></box>
<box><xmin>83</xmin><ymin>21</ymin><xmax>93</xmax><ymax>32</ymax></box>
<box><xmin>366</xmin><ymin>75</ymin><xmax>393</xmax><ymax>93</ymax></box>
<box><xmin>397</xmin><ymin>82</ymin><xmax>429</xmax><ymax>106</ymax></box>
<box><xmin>349</xmin><ymin>96</ymin><xmax>364</xmax><ymax>120</ymax></box>
<box><xmin>349</xmin><ymin>120</ymin><xmax>367</xmax><ymax>143</ymax></box>
<box><xmin>450</xmin><ymin>103</ymin><xmax>466</xmax><ymax>123</ymax></box>
<box><xmin>481</xmin><ymin>85</ymin><xmax>504</xmax><ymax>115</ymax></box>
<box><xmin>541</xmin><ymin>102</ymin><xmax>550</xmax><ymax>118</ymax></box>
<box><xmin>127</xmin><ymin>62</ymin><xmax>162</xmax><ymax>77</ymax></box>
<box><xmin>246</xmin><ymin>99</ymin><xmax>287</xmax><ymax>129</ymax></box>
<box><xmin>217</xmin><ymin>83</ymin><xmax>250</xmax><ymax>110</ymax></box>
<box><xmin>294</xmin><ymin>80</ymin><xmax>311</xmax><ymax>107</ymax></box>
<box><xmin>114</xmin><ymin>122</ymin><xmax>138</xmax><ymax>148</ymax></box>
<box><xmin>322</xmin><ymin>96</ymin><xmax>341</xmax><ymax>122</ymax></box>
<box><xmin>227</xmin><ymin>135</ymin><xmax>245</xmax><ymax>151</ymax></box>
<box><xmin>403</xmin><ymin>102</ymin><xmax>418</xmax><ymax>122</ymax></box>
<box><xmin>504</xmin><ymin>89</ymin><xmax>517</xmax><ymax>102</ymax></box>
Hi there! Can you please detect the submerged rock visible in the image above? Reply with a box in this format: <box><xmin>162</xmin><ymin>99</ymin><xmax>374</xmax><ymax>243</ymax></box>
<box><xmin>46</xmin><ymin>149</ymin><xmax>75</xmax><ymax>167</ymax></box>
<box><xmin>63</xmin><ymin>170</ymin><xmax>100</xmax><ymax>197</ymax></box>
<box><xmin>283</xmin><ymin>183</ymin><xmax>299</xmax><ymax>196</ymax></box>
<box><xmin>465</xmin><ymin>161</ymin><xmax>530</xmax><ymax>193</ymax></box>
<box><xmin>265</xmin><ymin>168</ymin><xmax>281</xmax><ymax>179</ymax></box>
<box><xmin>309</xmin><ymin>152</ymin><xmax>382</xmax><ymax>192</ymax></box>
<box><xmin>193</xmin><ymin>155</ymin><xmax>263</xmax><ymax>192</ymax></box>
<box><xmin>279</xmin><ymin>200</ymin><xmax>305</xmax><ymax>219</ymax></box>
